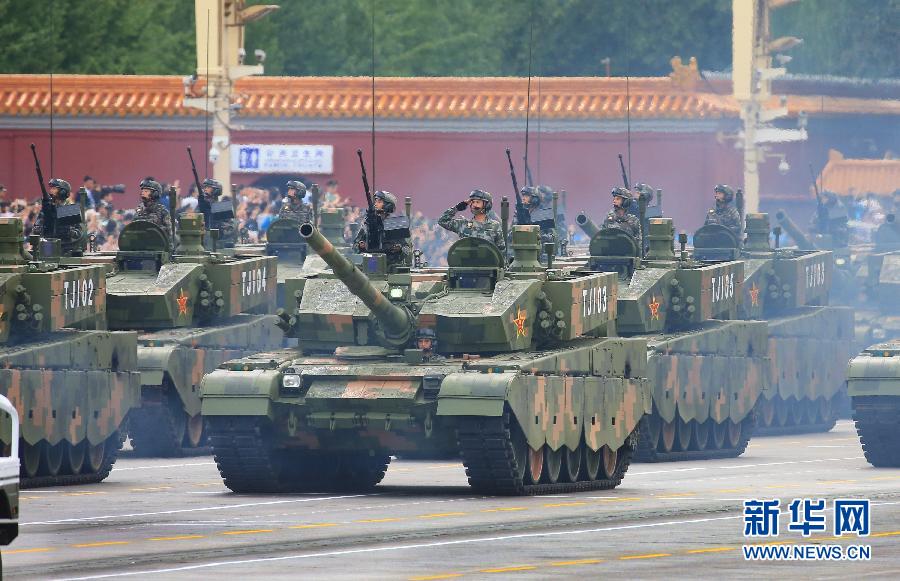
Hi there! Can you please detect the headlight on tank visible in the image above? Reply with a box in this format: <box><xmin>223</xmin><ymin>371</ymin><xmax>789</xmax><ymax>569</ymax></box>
<box><xmin>872</xmin><ymin>328</ymin><xmax>887</xmax><ymax>340</ymax></box>
<box><xmin>835</xmin><ymin>258</ymin><xmax>846</xmax><ymax>266</ymax></box>
<box><xmin>281</xmin><ymin>373</ymin><xmax>304</xmax><ymax>397</ymax></box>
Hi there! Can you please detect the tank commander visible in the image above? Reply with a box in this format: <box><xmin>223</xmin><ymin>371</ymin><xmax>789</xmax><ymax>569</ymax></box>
<box><xmin>600</xmin><ymin>187</ymin><xmax>642</xmax><ymax>240</ymax></box>
<box><xmin>438</xmin><ymin>189</ymin><xmax>506</xmax><ymax>252</ymax></box>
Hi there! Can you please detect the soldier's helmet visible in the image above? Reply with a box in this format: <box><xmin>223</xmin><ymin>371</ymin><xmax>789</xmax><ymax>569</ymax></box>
<box><xmin>468</xmin><ymin>189</ymin><xmax>493</xmax><ymax>211</ymax></box>
<box><xmin>373</xmin><ymin>190</ymin><xmax>397</xmax><ymax>214</ymax></box>
<box><xmin>714</xmin><ymin>184</ymin><xmax>735</xmax><ymax>203</ymax></box>
<box><xmin>48</xmin><ymin>178</ymin><xmax>71</xmax><ymax>200</ymax></box>
<box><xmin>416</xmin><ymin>327</ymin><xmax>437</xmax><ymax>350</ymax></box>
<box><xmin>611</xmin><ymin>187</ymin><xmax>633</xmax><ymax>203</ymax></box>
<box><xmin>520</xmin><ymin>186</ymin><xmax>541</xmax><ymax>209</ymax></box>
<box><xmin>286</xmin><ymin>180</ymin><xmax>307</xmax><ymax>197</ymax></box>
<box><xmin>201</xmin><ymin>178</ymin><xmax>223</xmax><ymax>198</ymax></box>
<box><xmin>632</xmin><ymin>182</ymin><xmax>655</xmax><ymax>204</ymax></box>
<box><xmin>139</xmin><ymin>178</ymin><xmax>163</xmax><ymax>200</ymax></box>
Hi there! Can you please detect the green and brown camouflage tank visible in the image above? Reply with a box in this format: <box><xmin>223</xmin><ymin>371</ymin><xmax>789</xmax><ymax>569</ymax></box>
<box><xmin>694</xmin><ymin>214</ymin><xmax>854</xmax><ymax>435</ymax></box>
<box><xmin>0</xmin><ymin>218</ymin><xmax>141</xmax><ymax>487</ymax></box>
<box><xmin>99</xmin><ymin>215</ymin><xmax>282</xmax><ymax>456</ymax></box>
<box><xmin>582</xmin><ymin>217</ymin><xmax>767</xmax><ymax>462</ymax></box>
<box><xmin>201</xmin><ymin>224</ymin><xmax>650</xmax><ymax>495</ymax></box>
<box><xmin>847</xmin><ymin>236</ymin><xmax>900</xmax><ymax>467</ymax></box>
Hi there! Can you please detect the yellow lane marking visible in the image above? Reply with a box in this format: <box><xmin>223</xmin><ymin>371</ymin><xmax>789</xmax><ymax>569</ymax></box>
<box><xmin>3</xmin><ymin>547</ymin><xmax>54</xmax><ymax>554</ymax></box>
<box><xmin>870</xmin><ymin>476</ymin><xmax>900</xmax><ymax>481</ymax></box>
<box><xmin>356</xmin><ymin>518</ymin><xmax>403</xmax><ymax>523</ymax></box>
<box><xmin>129</xmin><ymin>486</ymin><xmax>174</xmax><ymax>492</ymax></box>
<box><xmin>658</xmin><ymin>493</ymin><xmax>696</xmax><ymax>498</ymax></box>
<box><xmin>764</xmin><ymin>484</ymin><xmax>802</xmax><ymax>489</ymax></box>
<box><xmin>221</xmin><ymin>529</ymin><xmax>274</xmax><ymax>536</ymax></box>
<box><xmin>543</xmin><ymin>501</ymin><xmax>588</xmax><ymax>507</ymax></box>
<box><xmin>148</xmin><ymin>535</ymin><xmax>206</xmax><ymax>542</ymax></box>
<box><xmin>419</xmin><ymin>512</ymin><xmax>467</xmax><ymax>519</ymax></box>
<box><xmin>752</xmin><ymin>540</ymin><xmax>796</xmax><ymax>546</ymax></box>
<box><xmin>19</xmin><ymin>496</ymin><xmax>41</xmax><ymax>500</ymax></box>
<box><xmin>409</xmin><ymin>575</ymin><xmax>464</xmax><ymax>580</ymax></box>
<box><xmin>713</xmin><ymin>488</ymin><xmax>753</xmax><ymax>493</ymax></box>
<box><xmin>73</xmin><ymin>541</ymin><xmax>130</xmax><ymax>548</ymax></box>
<box><xmin>595</xmin><ymin>497</ymin><xmax>641</xmax><ymax>503</ymax></box>
<box><xmin>818</xmin><ymin>480</ymin><xmax>857</xmax><ymax>485</ymax></box>
<box><xmin>480</xmin><ymin>565</ymin><xmax>537</xmax><ymax>573</ymax></box>
<box><xmin>64</xmin><ymin>491</ymin><xmax>107</xmax><ymax>496</ymax></box>
<box><xmin>481</xmin><ymin>507</ymin><xmax>527</xmax><ymax>513</ymax></box>
<box><xmin>871</xmin><ymin>531</ymin><xmax>900</xmax><ymax>538</ymax></box>
<box><xmin>289</xmin><ymin>523</ymin><xmax>339</xmax><ymax>529</ymax></box>
<box><xmin>687</xmin><ymin>547</ymin><xmax>736</xmax><ymax>554</ymax></box>
<box><xmin>620</xmin><ymin>553</ymin><xmax>671</xmax><ymax>560</ymax></box>
<box><xmin>550</xmin><ymin>559</ymin><xmax>605</xmax><ymax>566</ymax></box>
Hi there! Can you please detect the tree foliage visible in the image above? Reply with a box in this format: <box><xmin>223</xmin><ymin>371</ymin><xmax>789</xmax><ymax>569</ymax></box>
<box><xmin>0</xmin><ymin>0</ymin><xmax>894</xmax><ymax>79</ymax></box>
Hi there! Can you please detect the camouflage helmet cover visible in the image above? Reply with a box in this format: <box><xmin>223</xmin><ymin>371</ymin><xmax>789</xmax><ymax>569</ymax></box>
<box><xmin>48</xmin><ymin>178</ymin><xmax>71</xmax><ymax>198</ymax></box>
<box><xmin>416</xmin><ymin>327</ymin><xmax>436</xmax><ymax>339</ymax></box>
<box><xmin>373</xmin><ymin>190</ymin><xmax>397</xmax><ymax>214</ymax></box>
<box><xmin>520</xmin><ymin>186</ymin><xmax>541</xmax><ymax>209</ymax></box>
<box><xmin>714</xmin><ymin>184</ymin><xmax>735</xmax><ymax>203</ymax></box>
<box><xmin>611</xmin><ymin>187</ymin><xmax>633</xmax><ymax>202</ymax></box>
<box><xmin>201</xmin><ymin>178</ymin><xmax>223</xmax><ymax>198</ymax></box>
<box><xmin>286</xmin><ymin>180</ymin><xmax>307</xmax><ymax>196</ymax></box>
<box><xmin>139</xmin><ymin>178</ymin><xmax>163</xmax><ymax>200</ymax></box>
<box><xmin>468</xmin><ymin>189</ymin><xmax>493</xmax><ymax>211</ymax></box>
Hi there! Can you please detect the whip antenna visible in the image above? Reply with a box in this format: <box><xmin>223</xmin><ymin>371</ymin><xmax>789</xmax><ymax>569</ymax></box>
<box><xmin>523</xmin><ymin>0</ymin><xmax>535</xmax><ymax>183</ymax></box>
<box><xmin>205</xmin><ymin>8</ymin><xmax>211</xmax><ymax>179</ymax></box>
<box><xmin>371</xmin><ymin>0</ymin><xmax>376</xmax><ymax>191</ymax></box>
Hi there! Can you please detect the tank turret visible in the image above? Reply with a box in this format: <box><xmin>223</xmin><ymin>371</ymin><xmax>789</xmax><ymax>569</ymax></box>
<box><xmin>300</xmin><ymin>222</ymin><xmax>414</xmax><ymax>348</ymax></box>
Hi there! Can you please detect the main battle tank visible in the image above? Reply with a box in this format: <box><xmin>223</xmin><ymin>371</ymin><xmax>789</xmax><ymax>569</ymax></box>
<box><xmin>101</xmin><ymin>215</ymin><xmax>282</xmax><ymax>456</ymax></box>
<box><xmin>582</xmin><ymin>218</ymin><xmax>767</xmax><ymax>461</ymax></box>
<box><xmin>201</xmin><ymin>224</ymin><xmax>650</xmax><ymax>494</ymax></box>
<box><xmin>694</xmin><ymin>214</ymin><xmax>854</xmax><ymax>434</ymax></box>
<box><xmin>847</xmin><ymin>245</ymin><xmax>900</xmax><ymax>468</ymax></box>
<box><xmin>0</xmin><ymin>218</ymin><xmax>140</xmax><ymax>486</ymax></box>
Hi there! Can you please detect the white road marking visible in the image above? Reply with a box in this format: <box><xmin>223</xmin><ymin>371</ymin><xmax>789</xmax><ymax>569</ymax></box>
<box><xmin>20</xmin><ymin>495</ymin><xmax>371</xmax><ymax>526</ymax></box>
<box><xmin>630</xmin><ymin>456</ymin><xmax>864</xmax><ymax>477</ymax></box>
<box><xmin>111</xmin><ymin>462</ymin><xmax>216</xmax><ymax>472</ymax></box>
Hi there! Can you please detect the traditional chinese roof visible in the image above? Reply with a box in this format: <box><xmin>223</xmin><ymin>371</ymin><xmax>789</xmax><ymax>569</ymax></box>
<box><xmin>0</xmin><ymin>70</ymin><xmax>896</xmax><ymax>121</ymax></box>
<box><xmin>819</xmin><ymin>149</ymin><xmax>900</xmax><ymax>197</ymax></box>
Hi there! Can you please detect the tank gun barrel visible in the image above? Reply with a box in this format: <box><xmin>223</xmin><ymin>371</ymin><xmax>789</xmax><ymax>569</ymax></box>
<box><xmin>576</xmin><ymin>212</ymin><xmax>600</xmax><ymax>238</ymax></box>
<box><xmin>775</xmin><ymin>210</ymin><xmax>815</xmax><ymax>250</ymax></box>
<box><xmin>299</xmin><ymin>223</ymin><xmax>413</xmax><ymax>346</ymax></box>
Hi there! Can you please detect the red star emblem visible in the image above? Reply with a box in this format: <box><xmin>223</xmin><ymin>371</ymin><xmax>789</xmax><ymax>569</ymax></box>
<box><xmin>648</xmin><ymin>295</ymin><xmax>661</xmax><ymax>321</ymax></box>
<box><xmin>749</xmin><ymin>283</ymin><xmax>760</xmax><ymax>307</ymax></box>
<box><xmin>176</xmin><ymin>289</ymin><xmax>189</xmax><ymax>316</ymax></box>
<box><xmin>512</xmin><ymin>307</ymin><xmax>528</xmax><ymax>337</ymax></box>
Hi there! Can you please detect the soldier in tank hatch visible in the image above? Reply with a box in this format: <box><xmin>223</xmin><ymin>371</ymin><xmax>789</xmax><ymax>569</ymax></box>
<box><xmin>438</xmin><ymin>189</ymin><xmax>506</xmax><ymax>252</ymax></box>
<box><xmin>279</xmin><ymin>180</ymin><xmax>314</xmax><ymax>223</ymax></box>
<box><xmin>31</xmin><ymin>178</ymin><xmax>85</xmax><ymax>255</ymax></box>
<box><xmin>198</xmin><ymin>178</ymin><xmax>236</xmax><ymax>245</ymax></box>
<box><xmin>704</xmin><ymin>184</ymin><xmax>742</xmax><ymax>238</ymax></box>
<box><xmin>600</xmin><ymin>187</ymin><xmax>641</xmax><ymax>240</ymax></box>
<box><xmin>134</xmin><ymin>178</ymin><xmax>174</xmax><ymax>247</ymax></box>
<box><xmin>353</xmin><ymin>190</ymin><xmax>411</xmax><ymax>266</ymax></box>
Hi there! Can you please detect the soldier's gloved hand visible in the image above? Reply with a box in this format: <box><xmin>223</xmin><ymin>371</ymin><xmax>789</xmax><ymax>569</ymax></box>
<box><xmin>455</xmin><ymin>201</ymin><xmax>469</xmax><ymax>211</ymax></box>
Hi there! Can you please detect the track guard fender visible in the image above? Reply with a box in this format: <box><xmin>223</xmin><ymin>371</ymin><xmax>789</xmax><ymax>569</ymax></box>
<box><xmin>200</xmin><ymin>368</ymin><xmax>279</xmax><ymax>418</ymax></box>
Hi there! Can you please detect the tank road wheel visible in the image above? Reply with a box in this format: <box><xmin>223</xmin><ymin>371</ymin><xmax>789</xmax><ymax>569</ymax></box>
<box><xmin>759</xmin><ymin>398</ymin><xmax>776</xmax><ymax>428</ymax></box>
<box><xmin>562</xmin><ymin>445</ymin><xmax>582</xmax><ymax>483</ymax></box>
<box><xmin>692</xmin><ymin>419</ymin><xmax>710</xmax><ymax>451</ymax></box>
<box><xmin>42</xmin><ymin>441</ymin><xmax>65</xmax><ymax>476</ymax></box>
<box><xmin>130</xmin><ymin>382</ymin><xmax>188</xmax><ymax>457</ymax></box>
<box><xmin>86</xmin><ymin>440</ymin><xmax>107</xmax><ymax>474</ymax></box>
<box><xmin>582</xmin><ymin>445</ymin><xmax>602</xmax><ymax>481</ymax></box>
<box><xmin>645</xmin><ymin>413</ymin><xmax>662</xmax><ymax>449</ymax></box>
<box><xmin>543</xmin><ymin>446</ymin><xmax>563</xmax><ymax>484</ymax></box>
<box><xmin>786</xmin><ymin>398</ymin><xmax>803</xmax><ymax>426</ymax></box>
<box><xmin>64</xmin><ymin>441</ymin><xmax>86</xmax><ymax>475</ymax></box>
<box><xmin>676</xmin><ymin>417</ymin><xmax>692</xmax><ymax>452</ymax></box>
<box><xmin>183</xmin><ymin>413</ymin><xmax>205</xmax><ymax>448</ymax></box>
<box><xmin>727</xmin><ymin>419</ymin><xmax>743</xmax><ymax>448</ymax></box>
<box><xmin>337</xmin><ymin>453</ymin><xmax>391</xmax><ymax>491</ymax></box>
<box><xmin>526</xmin><ymin>445</ymin><xmax>544</xmax><ymax>485</ymax></box>
<box><xmin>711</xmin><ymin>419</ymin><xmax>727</xmax><ymax>449</ymax></box>
<box><xmin>600</xmin><ymin>446</ymin><xmax>618</xmax><ymax>479</ymax></box>
<box><xmin>659</xmin><ymin>419</ymin><xmax>677</xmax><ymax>453</ymax></box>
<box><xmin>21</xmin><ymin>442</ymin><xmax>41</xmax><ymax>478</ymax></box>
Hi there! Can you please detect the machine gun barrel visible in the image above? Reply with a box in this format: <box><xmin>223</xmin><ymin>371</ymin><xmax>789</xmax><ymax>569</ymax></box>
<box><xmin>775</xmin><ymin>210</ymin><xmax>815</xmax><ymax>250</ymax></box>
<box><xmin>299</xmin><ymin>223</ymin><xmax>413</xmax><ymax>346</ymax></box>
<box><xmin>575</xmin><ymin>212</ymin><xmax>601</xmax><ymax>238</ymax></box>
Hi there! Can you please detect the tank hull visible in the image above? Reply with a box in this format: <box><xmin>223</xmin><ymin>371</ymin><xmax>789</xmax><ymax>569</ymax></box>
<box><xmin>847</xmin><ymin>344</ymin><xmax>900</xmax><ymax>467</ymax></box>
<box><xmin>0</xmin><ymin>330</ymin><xmax>141</xmax><ymax>488</ymax></box>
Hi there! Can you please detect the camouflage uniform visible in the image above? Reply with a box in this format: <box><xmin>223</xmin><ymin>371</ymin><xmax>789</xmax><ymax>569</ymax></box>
<box><xmin>135</xmin><ymin>201</ymin><xmax>174</xmax><ymax>246</ymax></box>
<box><xmin>438</xmin><ymin>206</ymin><xmax>506</xmax><ymax>252</ymax></box>
<box><xmin>704</xmin><ymin>204</ymin><xmax>742</xmax><ymax>237</ymax></box>
<box><xmin>601</xmin><ymin>210</ymin><xmax>642</xmax><ymax>240</ymax></box>
<box><xmin>353</xmin><ymin>222</ymin><xmax>412</xmax><ymax>267</ymax></box>
<box><xmin>279</xmin><ymin>198</ymin><xmax>313</xmax><ymax>223</ymax></box>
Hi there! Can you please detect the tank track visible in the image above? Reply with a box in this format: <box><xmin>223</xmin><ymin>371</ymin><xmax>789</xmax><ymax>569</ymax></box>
<box><xmin>456</xmin><ymin>413</ymin><xmax>636</xmax><ymax>495</ymax></box>
<box><xmin>130</xmin><ymin>384</ymin><xmax>209</xmax><ymax>457</ymax></box>
<box><xmin>634</xmin><ymin>414</ymin><xmax>755</xmax><ymax>463</ymax></box>
<box><xmin>21</xmin><ymin>430</ymin><xmax>126</xmax><ymax>489</ymax></box>
<box><xmin>754</xmin><ymin>394</ymin><xmax>843</xmax><ymax>437</ymax></box>
<box><xmin>207</xmin><ymin>417</ymin><xmax>390</xmax><ymax>493</ymax></box>
<box><xmin>853</xmin><ymin>396</ymin><xmax>900</xmax><ymax>468</ymax></box>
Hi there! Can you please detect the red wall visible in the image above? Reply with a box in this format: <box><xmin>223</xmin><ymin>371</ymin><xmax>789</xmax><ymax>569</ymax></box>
<box><xmin>1</xmin><ymin>127</ymin><xmax>748</xmax><ymax>232</ymax></box>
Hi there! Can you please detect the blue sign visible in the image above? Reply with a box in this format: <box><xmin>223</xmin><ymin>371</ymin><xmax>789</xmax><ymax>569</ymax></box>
<box><xmin>238</xmin><ymin>147</ymin><xmax>260</xmax><ymax>170</ymax></box>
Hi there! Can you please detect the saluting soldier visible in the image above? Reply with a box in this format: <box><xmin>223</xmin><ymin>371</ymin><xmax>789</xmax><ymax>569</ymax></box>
<box><xmin>601</xmin><ymin>187</ymin><xmax>642</xmax><ymax>240</ymax></box>
<box><xmin>704</xmin><ymin>184</ymin><xmax>742</xmax><ymax>238</ymax></box>
<box><xmin>134</xmin><ymin>178</ymin><xmax>174</xmax><ymax>246</ymax></box>
<box><xmin>438</xmin><ymin>189</ymin><xmax>506</xmax><ymax>252</ymax></box>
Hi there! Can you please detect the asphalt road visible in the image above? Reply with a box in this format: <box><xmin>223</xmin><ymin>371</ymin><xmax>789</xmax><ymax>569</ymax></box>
<box><xmin>3</xmin><ymin>420</ymin><xmax>899</xmax><ymax>580</ymax></box>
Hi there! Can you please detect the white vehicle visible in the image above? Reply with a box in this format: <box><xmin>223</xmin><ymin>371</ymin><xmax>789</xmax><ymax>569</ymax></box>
<box><xmin>0</xmin><ymin>394</ymin><xmax>20</xmax><ymax>562</ymax></box>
